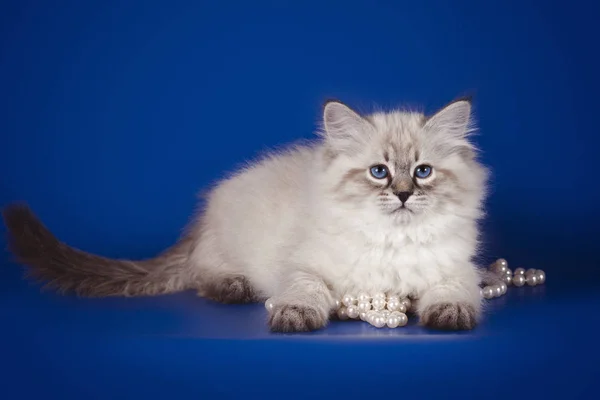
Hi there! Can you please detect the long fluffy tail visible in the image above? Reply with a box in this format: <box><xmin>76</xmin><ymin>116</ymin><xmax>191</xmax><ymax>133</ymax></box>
<box><xmin>2</xmin><ymin>204</ymin><xmax>193</xmax><ymax>297</ymax></box>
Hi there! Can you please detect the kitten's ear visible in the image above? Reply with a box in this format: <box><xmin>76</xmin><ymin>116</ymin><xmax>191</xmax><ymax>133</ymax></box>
<box><xmin>423</xmin><ymin>99</ymin><xmax>472</xmax><ymax>138</ymax></box>
<box><xmin>423</xmin><ymin>99</ymin><xmax>476</xmax><ymax>156</ymax></box>
<box><xmin>321</xmin><ymin>100</ymin><xmax>371</xmax><ymax>153</ymax></box>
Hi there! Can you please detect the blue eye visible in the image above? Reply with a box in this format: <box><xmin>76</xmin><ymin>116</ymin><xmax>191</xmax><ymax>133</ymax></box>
<box><xmin>370</xmin><ymin>165</ymin><xmax>389</xmax><ymax>179</ymax></box>
<box><xmin>414</xmin><ymin>165</ymin><xmax>432</xmax><ymax>179</ymax></box>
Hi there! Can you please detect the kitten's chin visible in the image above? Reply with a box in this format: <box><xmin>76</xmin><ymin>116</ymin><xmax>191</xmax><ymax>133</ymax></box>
<box><xmin>390</xmin><ymin>207</ymin><xmax>416</xmax><ymax>224</ymax></box>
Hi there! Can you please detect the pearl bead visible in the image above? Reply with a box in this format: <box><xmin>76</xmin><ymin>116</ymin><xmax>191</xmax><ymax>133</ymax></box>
<box><xmin>372</xmin><ymin>315</ymin><xmax>386</xmax><ymax>328</ymax></box>
<box><xmin>346</xmin><ymin>305</ymin><xmax>359</xmax><ymax>319</ymax></box>
<box><xmin>397</xmin><ymin>313</ymin><xmax>408</xmax><ymax>326</ymax></box>
<box><xmin>499</xmin><ymin>282</ymin><xmax>507</xmax><ymax>295</ymax></box>
<box><xmin>387</xmin><ymin>295</ymin><xmax>400</xmax><ymax>303</ymax></box>
<box><xmin>496</xmin><ymin>258</ymin><xmax>508</xmax><ymax>268</ymax></box>
<box><xmin>526</xmin><ymin>273</ymin><xmax>538</xmax><ymax>286</ymax></box>
<box><xmin>482</xmin><ymin>286</ymin><xmax>495</xmax><ymax>299</ymax></box>
<box><xmin>526</xmin><ymin>268</ymin><xmax>537</xmax><ymax>276</ymax></box>
<box><xmin>366</xmin><ymin>310</ymin><xmax>377</xmax><ymax>322</ymax></box>
<box><xmin>491</xmin><ymin>259</ymin><xmax>508</xmax><ymax>275</ymax></box>
<box><xmin>503</xmin><ymin>274</ymin><xmax>513</xmax><ymax>285</ymax></box>
<box><xmin>514</xmin><ymin>268</ymin><xmax>525</xmax><ymax>275</ymax></box>
<box><xmin>337</xmin><ymin>306</ymin><xmax>349</xmax><ymax>320</ymax></box>
<box><xmin>366</xmin><ymin>313</ymin><xmax>375</xmax><ymax>324</ymax></box>
<box><xmin>537</xmin><ymin>270</ymin><xmax>546</xmax><ymax>284</ymax></box>
<box><xmin>505</xmin><ymin>268</ymin><xmax>512</xmax><ymax>276</ymax></box>
<box><xmin>386</xmin><ymin>298</ymin><xmax>401</xmax><ymax>312</ymax></box>
<box><xmin>359</xmin><ymin>311</ymin><xmax>368</xmax><ymax>321</ymax></box>
<box><xmin>342</xmin><ymin>294</ymin><xmax>355</xmax><ymax>307</ymax></box>
<box><xmin>493</xmin><ymin>285</ymin><xmax>503</xmax><ymax>297</ymax></box>
<box><xmin>400</xmin><ymin>298</ymin><xmax>412</xmax><ymax>310</ymax></box>
<box><xmin>373</xmin><ymin>292</ymin><xmax>386</xmax><ymax>300</ymax></box>
<box><xmin>387</xmin><ymin>315</ymin><xmax>400</xmax><ymax>328</ymax></box>
<box><xmin>357</xmin><ymin>292</ymin><xmax>371</xmax><ymax>302</ymax></box>
<box><xmin>357</xmin><ymin>300</ymin><xmax>371</xmax><ymax>312</ymax></box>
<box><xmin>513</xmin><ymin>274</ymin><xmax>526</xmax><ymax>287</ymax></box>
<box><xmin>490</xmin><ymin>263</ymin><xmax>508</xmax><ymax>275</ymax></box>
<box><xmin>265</xmin><ymin>299</ymin><xmax>275</xmax><ymax>311</ymax></box>
<box><xmin>372</xmin><ymin>297</ymin><xmax>386</xmax><ymax>311</ymax></box>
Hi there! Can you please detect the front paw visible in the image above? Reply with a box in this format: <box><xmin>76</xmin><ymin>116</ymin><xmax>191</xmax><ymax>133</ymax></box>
<box><xmin>268</xmin><ymin>304</ymin><xmax>328</xmax><ymax>332</ymax></box>
<box><xmin>421</xmin><ymin>302</ymin><xmax>477</xmax><ymax>331</ymax></box>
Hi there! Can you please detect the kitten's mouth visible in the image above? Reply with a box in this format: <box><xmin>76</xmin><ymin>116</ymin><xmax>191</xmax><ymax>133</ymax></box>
<box><xmin>391</xmin><ymin>205</ymin><xmax>413</xmax><ymax>214</ymax></box>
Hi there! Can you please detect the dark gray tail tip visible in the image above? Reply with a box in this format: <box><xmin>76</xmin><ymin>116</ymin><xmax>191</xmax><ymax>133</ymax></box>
<box><xmin>2</xmin><ymin>203</ymin><xmax>35</xmax><ymax>229</ymax></box>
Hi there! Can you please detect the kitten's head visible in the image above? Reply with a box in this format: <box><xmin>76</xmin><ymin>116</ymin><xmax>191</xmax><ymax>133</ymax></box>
<box><xmin>319</xmin><ymin>98</ymin><xmax>488</xmax><ymax>225</ymax></box>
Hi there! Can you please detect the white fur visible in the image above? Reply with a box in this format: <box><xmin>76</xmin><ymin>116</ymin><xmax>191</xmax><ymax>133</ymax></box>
<box><xmin>189</xmin><ymin>100</ymin><xmax>489</xmax><ymax>325</ymax></box>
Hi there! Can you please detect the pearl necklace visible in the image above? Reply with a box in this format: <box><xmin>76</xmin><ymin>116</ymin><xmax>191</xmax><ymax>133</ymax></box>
<box><xmin>334</xmin><ymin>292</ymin><xmax>411</xmax><ymax>328</ymax></box>
<box><xmin>481</xmin><ymin>258</ymin><xmax>546</xmax><ymax>299</ymax></box>
<box><xmin>264</xmin><ymin>259</ymin><xmax>546</xmax><ymax>329</ymax></box>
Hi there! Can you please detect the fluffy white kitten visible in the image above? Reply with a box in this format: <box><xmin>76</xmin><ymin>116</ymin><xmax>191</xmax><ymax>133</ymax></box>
<box><xmin>3</xmin><ymin>98</ymin><xmax>489</xmax><ymax>332</ymax></box>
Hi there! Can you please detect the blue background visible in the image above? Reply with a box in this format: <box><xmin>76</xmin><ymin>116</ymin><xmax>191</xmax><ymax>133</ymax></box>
<box><xmin>1</xmin><ymin>0</ymin><xmax>599</xmax><ymax>398</ymax></box>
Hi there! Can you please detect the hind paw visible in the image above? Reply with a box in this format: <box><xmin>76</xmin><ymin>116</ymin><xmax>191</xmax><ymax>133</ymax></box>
<box><xmin>200</xmin><ymin>275</ymin><xmax>258</xmax><ymax>304</ymax></box>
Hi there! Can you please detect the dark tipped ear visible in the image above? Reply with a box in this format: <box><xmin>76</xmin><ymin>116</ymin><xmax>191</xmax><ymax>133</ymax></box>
<box><xmin>423</xmin><ymin>99</ymin><xmax>472</xmax><ymax>138</ymax></box>
<box><xmin>321</xmin><ymin>100</ymin><xmax>371</xmax><ymax>153</ymax></box>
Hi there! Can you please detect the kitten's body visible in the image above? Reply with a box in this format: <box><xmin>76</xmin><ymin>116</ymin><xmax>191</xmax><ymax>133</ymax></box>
<box><xmin>3</xmin><ymin>98</ymin><xmax>489</xmax><ymax>332</ymax></box>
